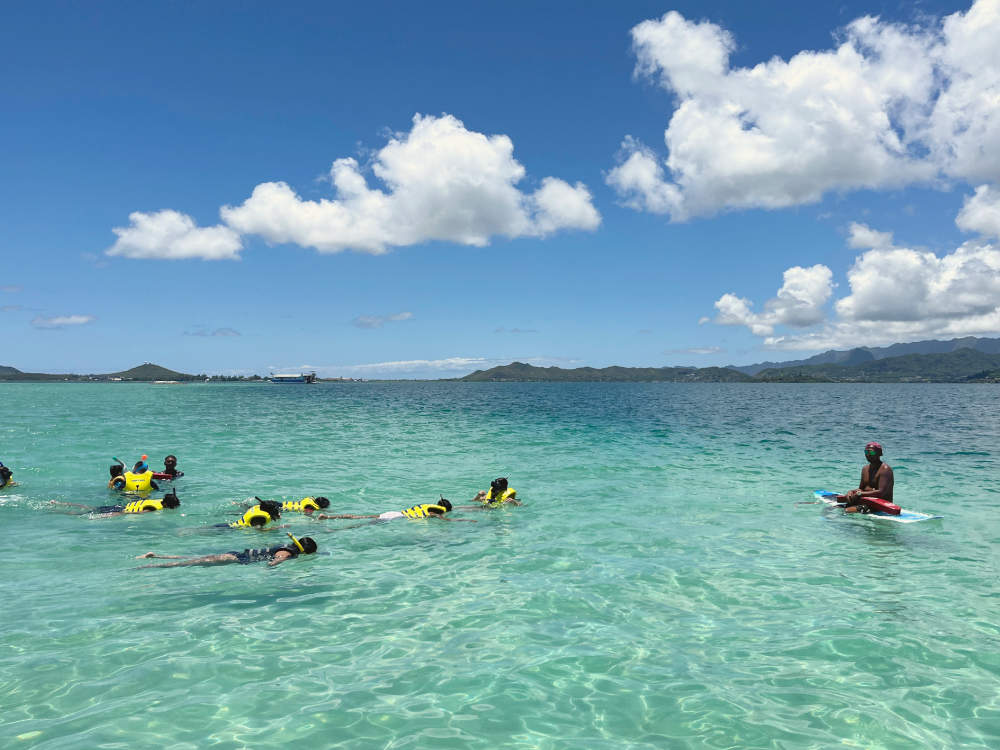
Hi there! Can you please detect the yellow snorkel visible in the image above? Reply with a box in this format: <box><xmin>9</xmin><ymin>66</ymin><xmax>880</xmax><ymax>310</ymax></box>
<box><xmin>287</xmin><ymin>532</ymin><xmax>305</xmax><ymax>553</ymax></box>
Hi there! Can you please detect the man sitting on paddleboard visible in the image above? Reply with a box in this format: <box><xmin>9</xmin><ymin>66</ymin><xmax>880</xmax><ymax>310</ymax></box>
<box><xmin>844</xmin><ymin>441</ymin><xmax>894</xmax><ymax>513</ymax></box>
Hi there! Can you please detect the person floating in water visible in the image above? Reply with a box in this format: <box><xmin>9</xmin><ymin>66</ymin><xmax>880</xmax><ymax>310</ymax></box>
<box><xmin>317</xmin><ymin>498</ymin><xmax>476</xmax><ymax>525</ymax></box>
<box><xmin>153</xmin><ymin>454</ymin><xmax>184</xmax><ymax>479</ymax></box>
<box><xmin>233</xmin><ymin>496</ymin><xmax>330</xmax><ymax>515</ymax></box>
<box><xmin>843</xmin><ymin>441</ymin><xmax>894</xmax><ymax>513</ymax></box>
<box><xmin>136</xmin><ymin>533</ymin><xmax>317</xmax><ymax>568</ymax></box>
<box><xmin>466</xmin><ymin>477</ymin><xmax>520</xmax><ymax>508</ymax></box>
<box><xmin>112</xmin><ymin>455</ymin><xmax>159</xmax><ymax>493</ymax></box>
<box><xmin>218</xmin><ymin>499</ymin><xmax>284</xmax><ymax>528</ymax></box>
<box><xmin>51</xmin><ymin>491</ymin><xmax>181</xmax><ymax>517</ymax></box>
<box><xmin>0</xmin><ymin>462</ymin><xmax>15</xmax><ymax>489</ymax></box>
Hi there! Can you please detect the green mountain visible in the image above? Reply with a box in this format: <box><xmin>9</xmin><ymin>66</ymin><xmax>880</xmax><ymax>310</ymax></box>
<box><xmin>731</xmin><ymin>336</ymin><xmax>1000</xmax><ymax>375</ymax></box>
<box><xmin>757</xmin><ymin>348</ymin><xmax>1000</xmax><ymax>382</ymax></box>
<box><xmin>107</xmin><ymin>363</ymin><xmax>192</xmax><ymax>380</ymax></box>
<box><xmin>0</xmin><ymin>363</ymin><xmax>196</xmax><ymax>382</ymax></box>
<box><xmin>461</xmin><ymin>362</ymin><xmax>754</xmax><ymax>382</ymax></box>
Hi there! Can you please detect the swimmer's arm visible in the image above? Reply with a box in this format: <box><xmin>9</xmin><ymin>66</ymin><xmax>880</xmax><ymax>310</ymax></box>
<box><xmin>267</xmin><ymin>550</ymin><xmax>294</xmax><ymax>566</ymax></box>
<box><xmin>317</xmin><ymin>514</ymin><xmax>377</xmax><ymax>519</ymax></box>
<box><xmin>135</xmin><ymin>552</ymin><xmax>184</xmax><ymax>559</ymax></box>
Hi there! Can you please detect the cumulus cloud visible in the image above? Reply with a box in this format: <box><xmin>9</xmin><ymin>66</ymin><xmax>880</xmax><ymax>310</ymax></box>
<box><xmin>32</xmin><ymin>315</ymin><xmax>95</xmax><ymax>329</ymax></box>
<box><xmin>108</xmin><ymin>210</ymin><xmax>242</xmax><ymax>260</ymax></box>
<box><xmin>221</xmin><ymin>114</ymin><xmax>600</xmax><ymax>254</ymax></box>
<box><xmin>352</xmin><ymin>311</ymin><xmax>413</xmax><ymax>329</ymax></box>
<box><xmin>848</xmin><ymin>222</ymin><xmax>894</xmax><ymax>249</ymax></box>
<box><xmin>713</xmin><ymin>223</ymin><xmax>1000</xmax><ymax>348</ymax></box>
<box><xmin>609</xmin><ymin>1</ymin><xmax>1000</xmax><ymax>219</ymax></box>
<box><xmin>957</xmin><ymin>185</ymin><xmax>1000</xmax><ymax>239</ymax></box>
<box><xmin>713</xmin><ymin>265</ymin><xmax>834</xmax><ymax>336</ymax></box>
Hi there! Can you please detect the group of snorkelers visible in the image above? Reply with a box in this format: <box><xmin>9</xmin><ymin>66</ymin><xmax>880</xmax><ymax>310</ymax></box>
<box><xmin>44</xmin><ymin>456</ymin><xmax>521</xmax><ymax>568</ymax></box>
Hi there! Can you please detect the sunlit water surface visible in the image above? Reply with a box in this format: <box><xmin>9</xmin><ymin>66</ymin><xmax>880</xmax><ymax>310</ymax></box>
<box><xmin>2</xmin><ymin>382</ymin><xmax>999</xmax><ymax>749</ymax></box>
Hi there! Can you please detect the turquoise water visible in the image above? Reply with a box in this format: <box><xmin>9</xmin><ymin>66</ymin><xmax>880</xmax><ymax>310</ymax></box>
<box><xmin>2</xmin><ymin>382</ymin><xmax>999</xmax><ymax>749</ymax></box>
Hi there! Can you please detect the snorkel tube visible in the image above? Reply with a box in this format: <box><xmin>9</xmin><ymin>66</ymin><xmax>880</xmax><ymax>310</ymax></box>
<box><xmin>287</xmin><ymin>532</ymin><xmax>305</xmax><ymax>553</ymax></box>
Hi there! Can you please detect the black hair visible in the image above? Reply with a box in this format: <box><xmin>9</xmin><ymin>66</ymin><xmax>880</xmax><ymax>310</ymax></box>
<box><xmin>161</xmin><ymin>491</ymin><xmax>180</xmax><ymax>509</ymax></box>
<box><xmin>314</xmin><ymin>496</ymin><xmax>330</xmax><ymax>509</ymax></box>
<box><xmin>164</xmin><ymin>454</ymin><xmax>177</xmax><ymax>464</ymax></box>
<box><xmin>491</xmin><ymin>477</ymin><xmax>508</xmax><ymax>492</ymax></box>
<box><xmin>0</xmin><ymin>465</ymin><xmax>11</xmax><ymax>482</ymax></box>
<box><xmin>109</xmin><ymin>464</ymin><xmax>124</xmax><ymax>478</ymax></box>
<box><xmin>258</xmin><ymin>500</ymin><xmax>282</xmax><ymax>518</ymax></box>
<box><xmin>438</xmin><ymin>497</ymin><xmax>453</xmax><ymax>511</ymax></box>
<box><xmin>300</xmin><ymin>537</ymin><xmax>318</xmax><ymax>554</ymax></box>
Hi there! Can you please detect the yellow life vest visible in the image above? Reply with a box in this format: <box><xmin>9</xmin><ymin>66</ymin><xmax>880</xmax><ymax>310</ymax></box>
<box><xmin>484</xmin><ymin>487</ymin><xmax>516</xmax><ymax>505</ymax></box>
<box><xmin>230</xmin><ymin>505</ymin><xmax>275</xmax><ymax>528</ymax></box>
<box><xmin>124</xmin><ymin>498</ymin><xmax>163</xmax><ymax>513</ymax></box>
<box><xmin>282</xmin><ymin>497</ymin><xmax>320</xmax><ymax>513</ymax></box>
<box><xmin>401</xmin><ymin>503</ymin><xmax>447</xmax><ymax>519</ymax></box>
<box><xmin>123</xmin><ymin>470</ymin><xmax>154</xmax><ymax>492</ymax></box>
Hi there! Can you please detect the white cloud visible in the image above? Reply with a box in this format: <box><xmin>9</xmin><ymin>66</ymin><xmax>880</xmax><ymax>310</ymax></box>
<box><xmin>32</xmin><ymin>315</ymin><xmax>95</xmax><ymax>329</ymax></box>
<box><xmin>221</xmin><ymin>114</ymin><xmax>600</xmax><ymax>254</ymax></box>
<box><xmin>957</xmin><ymin>185</ymin><xmax>1000</xmax><ymax>239</ymax></box>
<box><xmin>609</xmin><ymin>1</ymin><xmax>1000</xmax><ymax>219</ymax></box>
<box><xmin>713</xmin><ymin>226</ymin><xmax>1000</xmax><ymax>349</ymax></box>
<box><xmin>352</xmin><ymin>311</ymin><xmax>413</xmax><ymax>329</ymax></box>
<box><xmin>848</xmin><ymin>222</ymin><xmax>894</xmax><ymax>249</ymax></box>
<box><xmin>184</xmin><ymin>327</ymin><xmax>242</xmax><ymax>337</ymax></box>
<box><xmin>0</xmin><ymin>285</ymin><xmax>21</xmax><ymax>293</ymax></box>
<box><xmin>713</xmin><ymin>265</ymin><xmax>834</xmax><ymax>336</ymax></box>
<box><xmin>107</xmin><ymin>210</ymin><xmax>242</xmax><ymax>260</ymax></box>
<box><xmin>664</xmin><ymin>346</ymin><xmax>723</xmax><ymax>355</ymax></box>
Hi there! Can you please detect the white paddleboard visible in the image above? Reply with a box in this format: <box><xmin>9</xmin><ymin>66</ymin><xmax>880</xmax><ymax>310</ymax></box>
<box><xmin>814</xmin><ymin>490</ymin><xmax>942</xmax><ymax>523</ymax></box>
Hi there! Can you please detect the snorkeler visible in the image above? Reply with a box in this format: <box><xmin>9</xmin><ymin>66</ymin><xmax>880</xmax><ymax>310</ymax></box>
<box><xmin>232</xmin><ymin>496</ymin><xmax>330</xmax><ymax>515</ymax></box>
<box><xmin>0</xmin><ymin>462</ymin><xmax>15</xmax><ymax>489</ymax></box>
<box><xmin>217</xmin><ymin>499</ymin><xmax>284</xmax><ymax>528</ymax></box>
<box><xmin>464</xmin><ymin>477</ymin><xmax>520</xmax><ymax>508</ymax></box>
<box><xmin>136</xmin><ymin>532</ymin><xmax>317</xmax><ymax>568</ymax></box>
<box><xmin>113</xmin><ymin>455</ymin><xmax>159</xmax><ymax>493</ymax></box>
<box><xmin>108</xmin><ymin>461</ymin><xmax>126</xmax><ymax>489</ymax></box>
<box><xmin>50</xmin><ymin>491</ymin><xmax>181</xmax><ymax>517</ymax></box>
<box><xmin>317</xmin><ymin>498</ymin><xmax>475</xmax><ymax>526</ymax></box>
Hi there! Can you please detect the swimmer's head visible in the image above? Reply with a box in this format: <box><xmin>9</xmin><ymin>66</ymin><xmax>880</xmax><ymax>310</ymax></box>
<box><xmin>133</xmin><ymin>461</ymin><xmax>147</xmax><ymax>473</ymax></box>
<box><xmin>300</xmin><ymin>536</ymin><xmax>317</xmax><ymax>554</ymax></box>
<box><xmin>864</xmin><ymin>441</ymin><xmax>883</xmax><ymax>458</ymax></box>
<box><xmin>258</xmin><ymin>500</ymin><xmax>281</xmax><ymax>518</ymax></box>
<box><xmin>109</xmin><ymin>464</ymin><xmax>124</xmax><ymax>478</ymax></box>
<box><xmin>314</xmin><ymin>496</ymin><xmax>330</xmax><ymax>509</ymax></box>
<box><xmin>161</xmin><ymin>491</ymin><xmax>180</xmax><ymax>509</ymax></box>
<box><xmin>491</xmin><ymin>477</ymin><xmax>508</xmax><ymax>494</ymax></box>
<box><xmin>438</xmin><ymin>497</ymin><xmax>453</xmax><ymax>512</ymax></box>
<box><xmin>164</xmin><ymin>454</ymin><xmax>177</xmax><ymax>467</ymax></box>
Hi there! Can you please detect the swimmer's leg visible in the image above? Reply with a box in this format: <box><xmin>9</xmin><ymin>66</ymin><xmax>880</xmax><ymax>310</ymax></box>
<box><xmin>48</xmin><ymin>500</ymin><xmax>94</xmax><ymax>514</ymax></box>
<box><xmin>136</xmin><ymin>553</ymin><xmax>240</xmax><ymax>569</ymax></box>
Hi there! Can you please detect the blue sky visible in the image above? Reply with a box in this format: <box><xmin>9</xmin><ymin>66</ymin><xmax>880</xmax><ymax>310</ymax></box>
<box><xmin>3</xmin><ymin>0</ymin><xmax>999</xmax><ymax>378</ymax></box>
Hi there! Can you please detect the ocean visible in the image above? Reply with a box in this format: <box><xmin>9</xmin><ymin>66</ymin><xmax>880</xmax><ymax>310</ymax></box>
<box><xmin>1</xmin><ymin>381</ymin><xmax>998</xmax><ymax>749</ymax></box>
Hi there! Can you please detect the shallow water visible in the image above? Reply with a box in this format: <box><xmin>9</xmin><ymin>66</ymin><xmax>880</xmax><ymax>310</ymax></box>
<box><xmin>2</xmin><ymin>382</ymin><xmax>999</xmax><ymax>749</ymax></box>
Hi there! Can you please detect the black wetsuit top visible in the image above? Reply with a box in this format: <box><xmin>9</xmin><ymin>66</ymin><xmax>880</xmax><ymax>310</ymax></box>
<box><xmin>93</xmin><ymin>504</ymin><xmax>126</xmax><ymax>514</ymax></box>
<box><xmin>230</xmin><ymin>545</ymin><xmax>298</xmax><ymax>565</ymax></box>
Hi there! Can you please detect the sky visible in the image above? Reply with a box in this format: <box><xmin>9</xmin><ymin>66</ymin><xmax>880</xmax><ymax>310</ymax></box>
<box><xmin>3</xmin><ymin>0</ymin><xmax>999</xmax><ymax>378</ymax></box>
